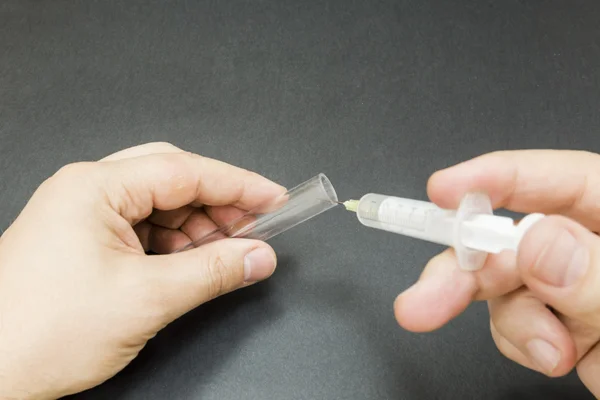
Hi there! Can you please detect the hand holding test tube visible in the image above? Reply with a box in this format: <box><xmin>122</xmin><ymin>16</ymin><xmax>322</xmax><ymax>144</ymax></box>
<box><xmin>174</xmin><ymin>173</ymin><xmax>339</xmax><ymax>253</ymax></box>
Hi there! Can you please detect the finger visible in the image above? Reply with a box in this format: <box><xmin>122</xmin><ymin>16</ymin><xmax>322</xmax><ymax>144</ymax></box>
<box><xmin>394</xmin><ymin>248</ymin><xmax>521</xmax><ymax>332</ymax></box>
<box><xmin>140</xmin><ymin>209</ymin><xmax>226</xmax><ymax>253</ymax></box>
<box><xmin>427</xmin><ymin>150</ymin><xmax>600</xmax><ymax>231</ymax></box>
<box><xmin>577</xmin><ymin>343</ymin><xmax>600</xmax><ymax>397</ymax></box>
<box><xmin>205</xmin><ymin>205</ymin><xmax>247</xmax><ymax>227</ymax></box>
<box><xmin>147</xmin><ymin>225</ymin><xmax>191</xmax><ymax>254</ymax></box>
<box><xmin>148</xmin><ymin>206</ymin><xmax>232</xmax><ymax>241</ymax></box>
<box><xmin>179</xmin><ymin>209</ymin><xmax>223</xmax><ymax>242</ymax></box>
<box><xmin>135</xmin><ymin>210</ymin><xmax>224</xmax><ymax>254</ymax></box>
<box><xmin>148</xmin><ymin>206</ymin><xmax>196</xmax><ymax>230</ymax></box>
<box><xmin>489</xmin><ymin>288</ymin><xmax>576</xmax><ymax>377</ymax></box>
<box><xmin>133</xmin><ymin>220</ymin><xmax>193</xmax><ymax>254</ymax></box>
<box><xmin>558</xmin><ymin>316</ymin><xmax>600</xmax><ymax>366</ymax></box>
<box><xmin>204</xmin><ymin>205</ymin><xmax>260</xmax><ymax>237</ymax></box>
<box><xmin>139</xmin><ymin>238</ymin><xmax>277</xmax><ymax>321</ymax></box>
<box><xmin>98</xmin><ymin>152</ymin><xmax>286</xmax><ymax>224</ymax></box>
<box><xmin>490</xmin><ymin>318</ymin><xmax>536</xmax><ymax>370</ymax></box>
<box><xmin>518</xmin><ymin>215</ymin><xmax>600</xmax><ymax>329</ymax></box>
<box><xmin>133</xmin><ymin>221</ymin><xmax>152</xmax><ymax>251</ymax></box>
<box><xmin>99</xmin><ymin>142</ymin><xmax>183</xmax><ymax>161</ymax></box>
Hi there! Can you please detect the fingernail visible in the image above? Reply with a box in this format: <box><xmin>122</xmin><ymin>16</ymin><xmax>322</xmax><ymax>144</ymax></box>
<box><xmin>526</xmin><ymin>339</ymin><xmax>561</xmax><ymax>374</ymax></box>
<box><xmin>244</xmin><ymin>248</ymin><xmax>276</xmax><ymax>283</ymax></box>
<box><xmin>532</xmin><ymin>229</ymin><xmax>589</xmax><ymax>287</ymax></box>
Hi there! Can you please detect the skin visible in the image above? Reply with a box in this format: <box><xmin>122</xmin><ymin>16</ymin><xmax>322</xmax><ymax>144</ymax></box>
<box><xmin>395</xmin><ymin>149</ymin><xmax>600</xmax><ymax>397</ymax></box>
<box><xmin>0</xmin><ymin>143</ymin><xmax>286</xmax><ymax>399</ymax></box>
<box><xmin>0</xmin><ymin>144</ymin><xmax>599</xmax><ymax>398</ymax></box>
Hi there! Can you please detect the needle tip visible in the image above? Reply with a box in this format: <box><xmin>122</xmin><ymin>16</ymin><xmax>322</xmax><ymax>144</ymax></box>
<box><xmin>341</xmin><ymin>200</ymin><xmax>359</xmax><ymax>212</ymax></box>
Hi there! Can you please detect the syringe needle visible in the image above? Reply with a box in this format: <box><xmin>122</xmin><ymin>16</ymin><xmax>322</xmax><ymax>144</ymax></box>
<box><xmin>341</xmin><ymin>200</ymin><xmax>359</xmax><ymax>212</ymax></box>
<box><xmin>333</xmin><ymin>200</ymin><xmax>359</xmax><ymax>211</ymax></box>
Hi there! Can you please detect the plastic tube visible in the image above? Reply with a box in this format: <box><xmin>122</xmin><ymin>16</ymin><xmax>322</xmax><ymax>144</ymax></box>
<box><xmin>173</xmin><ymin>173</ymin><xmax>338</xmax><ymax>252</ymax></box>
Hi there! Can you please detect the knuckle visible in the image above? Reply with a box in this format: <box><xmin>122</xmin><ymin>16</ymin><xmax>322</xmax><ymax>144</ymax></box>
<box><xmin>159</xmin><ymin>151</ymin><xmax>197</xmax><ymax>169</ymax></box>
<box><xmin>180</xmin><ymin>150</ymin><xmax>203</xmax><ymax>163</ymax></box>
<box><xmin>159</xmin><ymin>151</ymin><xmax>197</xmax><ymax>180</ymax></box>
<box><xmin>160</xmin><ymin>151</ymin><xmax>203</xmax><ymax>193</ymax></box>
<box><xmin>173</xmin><ymin>151</ymin><xmax>203</xmax><ymax>172</ymax></box>
<box><xmin>484</xmin><ymin>150</ymin><xmax>512</xmax><ymax>162</ymax></box>
<box><xmin>115</xmin><ymin>179</ymin><xmax>148</xmax><ymax>220</ymax></box>
<box><xmin>143</xmin><ymin>141</ymin><xmax>181</xmax><ymax>153</ymax></box>
<box><xmin>53</xmin><ymin>162</ymin><xmax>96</xmax><ymax>181</ymax></box>
<box><xmin>203</xmin><ymin>254</ymin><xmax>232</xmax><ymax>300</ymax></box>
<box><xmin>37</xmin><ymin>162</ymin><xmax>101</xmax><ymax>201</ymax></box>
<box><xmin>245</xmin><ymin>170</ymin><xmax>263</xmax><ymax>182</ymax></box>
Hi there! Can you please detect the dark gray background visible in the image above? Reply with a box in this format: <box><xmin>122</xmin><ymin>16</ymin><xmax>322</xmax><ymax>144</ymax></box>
<box><xmin>1</xmin><ymin>0</ymin><xmax>600</xmax><ymax>399</ymax></box>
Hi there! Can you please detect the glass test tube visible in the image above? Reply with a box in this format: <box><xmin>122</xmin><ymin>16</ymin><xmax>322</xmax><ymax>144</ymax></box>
<box><xmin>173</xmin><ymin>173</ymin><xmax>338</xmax><ymax>252</ymax></box>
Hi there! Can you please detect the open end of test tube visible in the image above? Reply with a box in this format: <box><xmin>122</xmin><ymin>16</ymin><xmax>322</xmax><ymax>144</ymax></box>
<box><xmin>318</xmin><ymin>173</ymin><xmax>339</xmax><ymax>204</ymax></box>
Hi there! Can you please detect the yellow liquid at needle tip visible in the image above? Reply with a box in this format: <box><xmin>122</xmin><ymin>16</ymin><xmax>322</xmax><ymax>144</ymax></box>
<box><xmin>340</xmin><ymin>199</ymin><xmax>359</xmax><ymax>212</ymax></box>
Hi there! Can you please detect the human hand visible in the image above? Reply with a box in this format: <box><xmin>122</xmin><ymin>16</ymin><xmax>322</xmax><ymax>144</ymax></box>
<box><xmin>0</xmin><ymin>142</ymin><xmax>285</xmax><ymax>399</ymax></box>
<box><xmin>394</xmin><ymin>150</ymin><xmax>600</xmax><ymax>397</ymax></box>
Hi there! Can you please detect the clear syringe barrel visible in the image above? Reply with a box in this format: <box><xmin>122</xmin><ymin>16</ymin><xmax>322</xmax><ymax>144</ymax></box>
<box><xmin>355</xmin><ymin>194</ymin><xmax>456</xmax><ymax>247</ymax></box>
<box><xmin>352</xmin><ymin>192</ymin><xmax>545</xmax><ymax>271</ymax></box>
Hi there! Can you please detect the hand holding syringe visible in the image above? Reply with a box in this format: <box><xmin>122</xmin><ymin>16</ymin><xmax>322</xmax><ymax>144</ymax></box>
<box><xmin>340</xmin><ymin>192</ymin><xmax>545</xmax><ymax>271</ymax></box>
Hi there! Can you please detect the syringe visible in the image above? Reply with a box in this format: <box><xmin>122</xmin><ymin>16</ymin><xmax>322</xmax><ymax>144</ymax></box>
<box><xmin>342</xmin><ymin>192</ymin><xmax>545</xmax><ymax>271</ymax></box>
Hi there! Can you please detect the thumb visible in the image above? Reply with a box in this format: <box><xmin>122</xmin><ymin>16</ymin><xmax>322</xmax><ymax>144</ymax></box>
<box><xmin>143</xmin><ymin>238</ymin><xmax>277</xmax><ymax>321</ymax></box>
<box><xmin>517</xmin><ymin>215</ymin><xmax>600</xmax><ymax>327</ymax></box>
